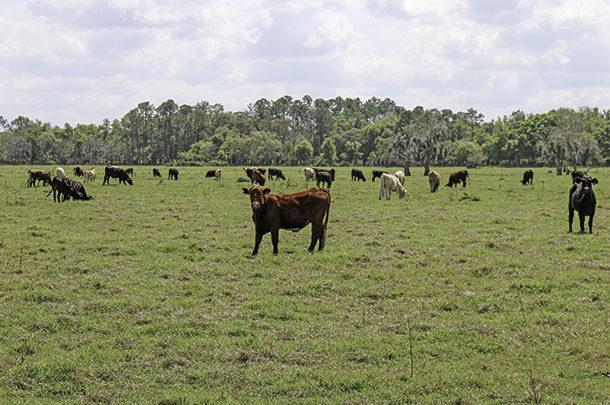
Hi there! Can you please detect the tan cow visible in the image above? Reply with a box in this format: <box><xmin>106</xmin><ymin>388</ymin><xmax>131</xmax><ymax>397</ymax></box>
<box><xmin>394</xmin><ymin>170</ymin><xmax>405</xmax><ymax>186</ymax></box>
<box><xmin>379</xmin><ymin>173</ymin><xmax>406</xmax><ymax>200</ymax></box>
<box><xmin>84</xmin><ymin>168</ymin><xmax>96</xmax><ymax>183</ymax></box>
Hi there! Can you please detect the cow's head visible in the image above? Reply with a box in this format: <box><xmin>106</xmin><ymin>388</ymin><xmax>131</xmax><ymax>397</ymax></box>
<box><xmin>574</xmin><ymin>175</ymin><xmax>598</xmax><ymax>192</ymax></box>
<box><xmin>242</xmin><ymin>185</ymin><xmax>271</xmax><ymax>211</ymax></box>
<box><xmin>398</xmin><ymin>186</ymin><xmax>406</xmax><ymax>199</ymax></box>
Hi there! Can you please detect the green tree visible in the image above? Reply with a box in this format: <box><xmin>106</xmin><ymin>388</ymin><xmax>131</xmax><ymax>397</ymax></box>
<box><xmin>295</xmin><ymin>140</ymin><xmax>314</xmax><ymax>165</ymax></box>
<box><xmin>320</xmin><ymin>138</ymin><xmax>336</xmax><ymax>165</ymax></box>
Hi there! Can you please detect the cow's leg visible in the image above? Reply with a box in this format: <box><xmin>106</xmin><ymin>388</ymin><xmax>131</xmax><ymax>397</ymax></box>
<box><xmin>568</xmin><ymin>206</ymin><xmax>574</xmax><ymax>232</ymax></box>
<box><xmin>252</xmin><ymin>231</ymin><xmax>263</xmax><ymax>255</ymax></box>
<box><xmin>308</xmin><ymin>225</ymin><xmax>321</xmax><ymax>252</ymax></box>
<box><xmin>578</xmin><ymin>212</ymin><xmax>586</xmax><ymax>233</ymax></box>
<box><xmin>462</xmin><ymin>179</ymin><xmax>466</xmax><ymax>187</ymax></box>
<box><xmin>588</xmin><ymin>213</ymin><xmax>594</xmax><ymax>234</ymax></box>
<box><xmin>379</xmin><ymin>187</ymin><xmax>383</xmax><ymax>200</ymax></box>
<box><xmin>271</xmin><ymin>229</ymin><xmax>279</xmax><ymax>255</ymax></box>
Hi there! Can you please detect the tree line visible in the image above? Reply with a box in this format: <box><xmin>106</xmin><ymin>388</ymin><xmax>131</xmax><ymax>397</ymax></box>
<box><xmin>1</xmin><ymin>96</ymin><xmax>609</xmax><ymax>174</ymax></box>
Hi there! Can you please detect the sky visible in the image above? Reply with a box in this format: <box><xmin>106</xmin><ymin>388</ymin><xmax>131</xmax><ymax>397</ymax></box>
<box><xmin>2</xmin><ymin>0</ymin><xmax>610</xmax><ymax>126</ymax></box>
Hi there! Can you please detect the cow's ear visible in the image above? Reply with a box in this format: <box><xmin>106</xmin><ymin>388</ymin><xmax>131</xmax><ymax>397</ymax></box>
<box><xmin>263</xmin><ymin>188</ymin><xmax>271</xmax><ymax>195</ymax></box>
<box><xmin>592</xmin><ymin>178</ymin><xmax>598</xmax><ymax>185</ymax></box>
<box><xmin>574</xmin><ymin>177</ymin><xmax>582</xmax><ymax>184</ymax></box>
<box><xmin>241</xmin><ymin>187</ymin><xmax>250</xmax><ymax>194</ymax></box>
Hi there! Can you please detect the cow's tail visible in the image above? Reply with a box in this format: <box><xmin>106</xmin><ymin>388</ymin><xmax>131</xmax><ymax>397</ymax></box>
<box><xmin>322</xmin><ymin>190</ymin><xmax>331</xmax><ymax>244</ymax></box>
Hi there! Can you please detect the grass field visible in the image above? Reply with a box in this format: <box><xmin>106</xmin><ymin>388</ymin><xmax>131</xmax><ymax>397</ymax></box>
<box><xmin>0</xmin><ymin>165</ymin><xmax>608</xmax><ymax>404</ymax></box>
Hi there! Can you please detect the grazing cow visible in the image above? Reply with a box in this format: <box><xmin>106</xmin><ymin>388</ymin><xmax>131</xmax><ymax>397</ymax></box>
<box><xmin>428</xmin><ymin>170</ymin><xmax>441</xmax><ymax>193</ymax></box>
<box><xmin>215</xmin><ymin>169</ymin><xmax>222</xmax><ymax>181</ymax></box>
<box><xmin>316</xmin><ymin>170</ymin><xmax>333</xmax><ymax>188</ymax></box>
<box><xmin>168</xmin><ymin>168</ymin><xmax>179</xmax><ymax>180</ymax></box>
<box><xmin>206</xmin><ymin>169</ymin><xmax>217</xmax><ymax>178</ymax></box>
<box><xmin>55</xmin><ymin>167</ymin><xmax>67</xmax><ymax>178</ymax></box>
<box><xmin>244</xmin><ymin>167</ymin><xmax>266</xmax><ymax>183</ymax></box>
<box><xmin>47</xmin><ymin>176</ymin><xmax>91</xmax><ymax>202</ymax></box>
<box><xmin>372</xmin><ymin>170</ymin><xmax>388</xmax><ymax>182</ymax></box>
<box><xmin>569</xmin><ymin>175</ymin><xmax>598</xmax><ymax>233</ymax></box>
<box><xmin>379</xmin><ymin>173</ymin><xmax>406</xmax><ymax>200</ymax></box>
<box><xmin>125</xmin><ymin>168</ymin><xmax>134</xmax><ymax>177</ymax></box>
<box><xmin>103</xmin><ymin>166</ymin><xmax>133</xmax><ymax>185</ymax></box>
<box><xmin>268</xmin><ymin>168</ymin><xmax>286</xmax><ymax>181</ymax></box>
<box><xmin>394</xmin><ymin>170</ymin><xmax>406</xmax><ymax>186</ymax></box>
<box><xmin>446</xmin><ymin>170</ymin><xmax>469</xmax><ymax>188</ymax></box>
<box><xmin>84</xmin><ymin>168</ymin><xmax>96</xmax><ymax>183</ymax></box>
<box><xmin>251</xmin><ymin>168</ymin><xmax>265</xmax><ymax>186</ymax></box>
<box><xmin>153</xmin><ymin>168</ymin><xmax>161</xmax><ymax>177</ymax></box>
<box><xmin>303</xmin><ymin>168</ymin><xmax>316</xmax><ymax>182</ymax></box>
<box><xmin>27</xmin><ymin>170</ymin><xmax>52</xmax><ymax>187</ymax></box>
<box><xmin>242</xmin><ymin>185</ymin><xmax>331</xmax><ymax>255</ymax></box>
<box><xmin>74</xmin><ymin>167</ymin><xmax>84</xmax><ymax>177</ymax></box>
<box><xmin>521</xmin><ymin>169</ymin><xmax>534</xmax><ymax>185</ymax></box>
<box><xmin>351</xmin><ymin>169</ymin><xmax>366</xmax><ymax>182</ymax></box>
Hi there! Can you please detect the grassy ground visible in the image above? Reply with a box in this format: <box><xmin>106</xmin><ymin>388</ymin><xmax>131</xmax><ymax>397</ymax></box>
<box><xmin>0</xmin><ymin>165</ymin><xmax>608</xmax><ymax>404</ymax></box>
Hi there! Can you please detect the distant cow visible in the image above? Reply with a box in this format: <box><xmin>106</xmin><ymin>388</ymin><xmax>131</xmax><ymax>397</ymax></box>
<box><xmin>372</xmin><ymin>170</ymin><xmax>388</xmax><ymax>182</ymax></box>
<box><xmin>125</xmin><ymin>168</ymin><xmax>134</xmax><ymax>177</ymax></box>
<box><xmin>268</xmin><ymin>168</ymin><xmax>286</xmax><ymax>181</ymax></box>
<box><xmin>394</xmin><ymin>170</ymin><xmax>405</xmax><ymax>186</ymax></box>
<box><xmin>428</xmin><ymin>170</ymin><xmax>441</xmax><ymax>192</ymax></box>
<box><xmin>47</xmin><ymin>176</ymin><xmax>91</xmax><ymax>202</ymax></box>
<box><xmin>569</xmin><ymin>174</ymin><xmax>598</xmax><ymax>233</ymax></box>
<box><xmin>153</xmin><ymin>168</ymin><xmax>161</xmax><ymax>177</ymax></box>
<box><xmin>215</xmin><ymin>169</ymin><xmax>222</xmax><ymax>181</ymax></box>
<box><xmin>244</xmin><ymin>167</ymin><xmax>266</xmax><ymax>183</ymax></box>
<box><xmin>303</xmin><ymin>168</ymin><xmax>316</xmax><ymax>182</ymax></box>
<box><xmin>313</xmin><ymin>168</ymin><xmax>335</xmax><ymax>182</ymax></box>
<box><xmin>251</xmin><ymin>169</ymin><xmax>265</xmax><ymax>186</ymax></box>
<box><xmin>379</xmin><ymin>173</ymin><xmax>406</xmax><ymax>200</ymax></box>
<box><xmin>103</xmin><ymin>166</ymin><xmax>133</xmax><ymax>185</ymax></box>
<box><xmin>168</xmin><ymin>168</ymin><xmax>179</xmax><ymax>180</ymax></box>
<box><xmin>27</xmin><ymin>169</ymin><xmax>52</xmax><ymax>188</ymax></box>
<box><xmin>242</xmin><ymin>185</ymin><xmax>331</xmax><ymax>255</ymax></box>
<box><xmin>521</xmin><ymin>169</ymin><xmax>534</xmax><ymax>185</ymax></box>
<box><xmin>316</xmin><ymin>170</ymin><xmax>333</xmax><ymax>188</ymax></box>
<box><xmin>55</xmin><ymin>167</ymin><xmax>67</xmax><ymax>178</ymax></box>
<box><xmin>84</xmin><ymin>168</ymin><xmax>96</xmax><ymax>183</ymax></box>
<box><xmin>74</xmin><ymin>167</ymin><xmax>84</xmax><ymax>177</ymax></box>
<box><xmin>206</xmin><ymin>169</ymin><xmax>217</xmax><ymax>178</ymax></box>
<box><xmin>351</xmin><ymin>169</ymin><xmax>366</xmax><ymax>182</ymax></box>
<box><xmin>446</xmin><ymin>170</ymin><xmax>469</xmax><ymax>188</ymax></box>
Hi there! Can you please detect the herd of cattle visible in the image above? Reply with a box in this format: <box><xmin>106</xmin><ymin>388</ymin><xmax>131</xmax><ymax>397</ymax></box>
<box><xmin>25</xmin><ymin>165</ymin><xmax>599</xmax><ymax>253</ymax></box>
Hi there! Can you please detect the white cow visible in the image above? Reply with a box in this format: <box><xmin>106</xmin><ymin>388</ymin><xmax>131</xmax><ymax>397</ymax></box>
<box><xmin>84</xmin><ymin>168</ymin><xmax>96</xmax><ymax>183</ymax></box>
<box><xmin>215</xmin><ymin>169</ymin><xmax>222</xmax><ymax>181</ymax></box>
<box><xmin>303</xmin><ymin>167</ymin><xmax>316</xmax><ymax>182</ymax></box>
<box><xmin>379</xmin><ymin>173</ymin><xmax>406</xmax><ymax>200</ymax></box>
<box><xmin>55</xmin><ymin>167</ymin><xmax>67</xmax><ymax>178</ymax></box>
<box><xmin>394</xmin><ymin>170</ymin><xmax>405</xmax><ymax>186</ymax></box>
<box><xmin>428</xmin><ymin>170</ymin><xmax>440</xmax><ymax>193</ymax></box>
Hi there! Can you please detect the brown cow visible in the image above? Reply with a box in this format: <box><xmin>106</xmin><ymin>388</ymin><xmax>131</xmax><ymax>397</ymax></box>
<box><xmin>27</xmin><ymin>169</ymin><xmax>52</xmax><ymax>187</ymax></box>
<box><xmin>125</xmin><ymin>167</ymin><xmax>134</xmax><ymax>177</ymax></box>
<box><xmin>251</xmin><ymin>168</ymin><xmax>265</xmax><ymax>186</ymax></box>
<box><xmin>446</xmin><ymin>170</ymin><xmax>469</xmax><ymax>188</ymax></box>
<box><xmin>521</xmin><ymin>169</ymin><xmax>534</xmax><ymax>185</ymax></box>
<box><xmin>242</xmin><ymin>185</ymin><xmax>331</xmax><ymax>255</ymax></box>
<box><xmin>428</xmin><ymin>170</ymin><xmax>441</xmax><ymax>192</ymax></box>
<box><xmin>74</xmin><ymin>166</ymin><xmax>84</xmax><ymax>177</ymax></box>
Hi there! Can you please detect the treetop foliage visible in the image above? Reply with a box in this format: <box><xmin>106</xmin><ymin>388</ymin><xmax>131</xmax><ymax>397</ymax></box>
<box><xmin>1</xmin><ymin>97</ymin><xmax>608</xmax><ymax>169</ymax></box>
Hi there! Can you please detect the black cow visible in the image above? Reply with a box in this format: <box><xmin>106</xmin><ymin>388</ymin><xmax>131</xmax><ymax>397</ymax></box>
<box><xmin>351</xmin><ymin>169</ymin><xmax>366</xmax><ymax>182</ymax></box>
<box><xmin>74</xmin><ymin>166</ymin><xmax>84</xmax><ymax>177</ymax></box>
<box><xmin>153</xmin><ymin>168</ymin><xmax>161</xmax><ymax>177</ymax></box>
<box><xmin>103</xmin><ymin>166</ymin><xmax>133</xmax><ymax>185</ymax></box>
<box><xmin>372</xmin><ymin>170</ymin><xmax>388</xmax><ymax>182</ymax></box>
<box><xmin>521</xmin><ymin>169</ymin><xmax>534</xmax><ymax>185</ymax></box>
<box><xmin>446</xmin><ymin>170</ymin><xmax>469</xmax><ymax>188</ymax></box>
<box><xmin>206</xmin><ymin>169</ymin><xmax>217</xmax><ymax>178</ymax></box>
<box><xmin>168</xmin><ymin>168</ymin><xmax>179</xmax><ymax>180</ymax></box>
<box><xmin>316</xmin><ymin>170</ymin><xmax>333</xmax><ymax>188</ymax></box>
<box><xmin>268</xmin><ymin>168</ymin><xmax>286</xmax><ymax>181</ymax></box>
<box><xmin>569</xmin><ymin>175</ymin><xmax>598</xmax><ymax>233</ymax></box>
<box><xmin>47</xmin><ymin>176</ymin><xmax>91</xmax><ymax>202</ymax></box>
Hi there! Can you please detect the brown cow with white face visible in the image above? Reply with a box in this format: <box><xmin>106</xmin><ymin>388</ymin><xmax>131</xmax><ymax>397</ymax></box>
<box><xmin>242</xmin><ymin>185</ymin><xmax>331</xmax><ymax>255</ymax></box>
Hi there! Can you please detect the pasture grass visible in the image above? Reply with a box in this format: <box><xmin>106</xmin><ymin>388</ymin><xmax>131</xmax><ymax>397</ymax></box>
<box><xmin>0</xmin><ymin>165</ymin><xmax>608</xmax><ymax>403</ymax></box>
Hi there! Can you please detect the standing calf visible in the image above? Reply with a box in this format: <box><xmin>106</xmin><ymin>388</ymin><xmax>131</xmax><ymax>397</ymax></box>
<box><xmin>153</xmin><ymin>168</ymin><xmax>161</xmax><ymax>177</ymax></box>
<box><xmin>569</xmin><ymin>175</ymin><xmax>598</xmax><ymax>234</ymax></box>
<box><xmin>351</xmin><ymin>169</ymin><xmax>366</xmax><ymax>182</ymax></box>
<box><xmin>242</xmin><ymin>185</ymin><xmax>331</xmax><ymax>255</ymax></box>
<box><xmin>446</xmin><ymin>170</ymin><xmax>469</xmax><ymax>188</ymax></box>
<box><xmin>521</xmin><ymin>169</ymin><xmax>534</xmax><ymax>185</ymax></box>
<box><xmin>168</xmin><ymin>168</ymin><xmax>179</xmax><ymax>180</ymax></box>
